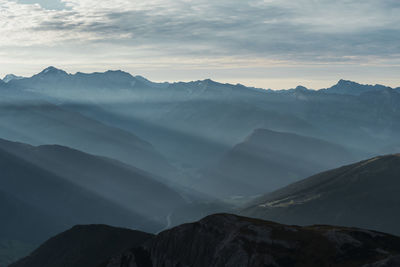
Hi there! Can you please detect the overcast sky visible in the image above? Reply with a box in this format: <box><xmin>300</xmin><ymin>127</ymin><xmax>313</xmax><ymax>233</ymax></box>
<box><xmin>1</xmin><ymin>0</ymin><xmax>399</xmax><ymax>89</ymax></box>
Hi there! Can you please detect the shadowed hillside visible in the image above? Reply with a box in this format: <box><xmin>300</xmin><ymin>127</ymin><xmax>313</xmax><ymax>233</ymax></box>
<box><xmin>196</xmin><ymin>128</ymin><xmax>356</xmax><ymax>198</ymax></box>
<box><xmin>242</xmin><ymin>154</ymin><xmax>400</xmax><ymax>236</ymax></box>
<box><xmin>0</xmin><ymin>139</ymin><xmax>187</xmax><ymax>223</ymax></box>
<box><xmin>10</xmin><ymin>225</ymin><xmax>153</xmax><ymax>267</ymax></box>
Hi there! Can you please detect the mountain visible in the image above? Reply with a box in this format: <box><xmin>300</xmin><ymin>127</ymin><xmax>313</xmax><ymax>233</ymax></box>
<box><xmin>0</xmin><ymin>238</ymin><xmax>35</xmax><ymax>267</ymax></box>
<box><xmin>2</xmin><ymin>67</ymin><xmax>314</xmax><ymax>169</ymax></box>
<box><xmin>3</xmin><ymin>74</ymin><xmax>24</xmax><ymax>83</ymax></box>
<box><xmin>0</xmin><ymin>189</ymin><xmax>56</xmax><ymax>266</ymax></box>
<box><xmin>242</xmin><ymin>154</ymin><xmax>400</xmax><ymax>236</ymax></box>
<box><xmin>10</xmin><ymin>225</ymin><xmax>153</xmax><ymax>267</ymax></box>
<box><xmin>104</xmin><ymin>214</ymin><xmax>400</xmax><ymax>267</ymax></box>
<box><xmin>4</xmin><ymin>67</ymin><xmax>400</xmax><ymax>177</ymax></box>
<box><xmin>0</xmin><ymin>144</ymin><xmax>161</xmax><ymax>246</ymax></box>
<box><xmin>0</xmin><ymin>138</ymin><xmax>186</xmax><ymax>223</ymax></box>
<box><xmin>0</xmin><ymin>138</ymin><xmax>169</xmax><ymax>264</ymax></box>
<box><xmin>195</xmin><ymin>129</ymin><xmax>356</xmax><ymax>198</ymax></box>
<box><xmin>63</xmin><ymin>98</ymin><xmax>314</xmax><ymax>173</ymax></box>
<box><xmin>359</xmin><ymin>88</ymin><xmax>400</xmax><ymax>113</ymax></box>
<box><xmin>0</xmin><ymin>101</ymin><xmax>176</xmax><ymax>181</ymax></box>
<box><xmin>6</xmin><ymin>67</ymin><xmax>155</xmax><ymax>98</ymax></box>
<box><xmin>11</xmin><ymin>214</ymin><xmax>400</xmax><ymax>267</ymax></box>
<box><xmin>324</xmin><ymin>79</ymin><xmax>393</xmax><ymax>96</ymax></box>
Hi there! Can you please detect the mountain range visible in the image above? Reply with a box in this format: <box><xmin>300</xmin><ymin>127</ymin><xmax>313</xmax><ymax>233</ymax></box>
<box><xmin>1</xmin><ymin>67</ymin><xmax>400</xmax><ymax>266</ymax></box>
<box><xmin>0</xmin><ymin>100</ymin><xmax>176</xmax><ymax>182</ymax></box>
<box><xmin>2</xmin><ymin>67</ymin><xmax>400</xmax><ymax>192</ymax></box>
<box><xmin>0</xmin><ymin>145</ymin><xmax>158</xmax><ymax>265</ymax></box>
<box><xmin>0</xmin><ymin>138</ymin><xmax>188</xmax><ymax>265</ymax></box>
<box><xmin>2</xmin><ymin>68</ymin><xmax>400</xmax><ymax>166</ymax></box>
<box><xmin>0</xmin><ymin>139</ymin><xmax>186</xmax><ymax>223</ymax></box>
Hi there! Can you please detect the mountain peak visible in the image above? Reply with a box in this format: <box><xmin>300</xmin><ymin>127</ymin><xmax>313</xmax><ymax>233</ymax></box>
<box><xmin>295</xmin><ymin>85</ymin><xmax>309</xmax><ymax>91</ymax></box>
<box><xmin>38</xmin><ymin>66</ymin><xmax>68</xmax><ymax>76</ymax></box>
<box><xmin>105</xmin><ymin>69</ymin><xmax>131</xmax><ymax>76</ymax></box>
<box><xmin>3</xmin><ymin>74</ymin><xmax>24</xmax><ymax>83</ymax></box>
<box><xmin>326</xmin><ymin>79</ymin><xmax>391</xmax><ymax>96</ymax></box>
<box><xmin>336</xmin><ymin>79</ymin><xmax>358</xmax><ymax>86</ymax></box>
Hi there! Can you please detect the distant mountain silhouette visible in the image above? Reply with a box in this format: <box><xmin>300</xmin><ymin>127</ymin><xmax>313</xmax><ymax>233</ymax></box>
<box><xmin>242</xmin><ymin>154</ymin><xmax>400</xmax><ymax>236</ymax></box>
<box><xmin>196</xmin><ymin>129</ymin><xmax>356</xmax><ymax>198</ymax></box>
<box><xmin>10</xmin><ymin>224</ymin><xmax>153</xmax><ymax>267</ymax></box>
<box><xmin>2</xmin><ymin>67</ymin><xmax>400</xmax><ymax>188</ymax></box>
<box><xmin>323</xmin><ymin>79</ymin><xmax>393</xmax><ymax>96</ymax></box>
<box><xmin>0</xmin><ymin>138</ymin><xmax>186</xmax><ymax>223</ymax></box>
<box><xmin>359</xmin><ymin>87</ymin><xmax>400</xmax><ymax>114</ymax></box>
<box><xmin>3</xmin><ymin>74</ymin><xmax>24</xmax><ymax>83</ymax></box>
<box><xmin>2</xmin><ymin>69</ymin><xmax>314</xmax><ymax>169</ymax></box>
<box><xmin>6</xmin><ymin>67</ymin><xmax>155</xmax><ymax>94</ymax></box>
<box><xmin>0</xmin><ymin>144</ymin><xmax>160</xmax><ymax>245</ymax></box>
<box><xmin>0</xmin><ymin>101</ymin><xmax>176</xmax><ymax>180</ymax></box>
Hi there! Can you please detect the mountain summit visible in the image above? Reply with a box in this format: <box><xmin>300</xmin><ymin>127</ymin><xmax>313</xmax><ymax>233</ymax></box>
<box><xmin>3</xmin><ymin>74</ymin><xmax>24</xmax><ymax>83</ymax></box>
<box><xmin>36</xmin><ymin>66</ymin><xmax>69</xmax><ymax>77</ymax></box>
<box><xmin>325</xmin><ymin>79</ymin><xmax>392</xmax><ymax>95</ymax></box>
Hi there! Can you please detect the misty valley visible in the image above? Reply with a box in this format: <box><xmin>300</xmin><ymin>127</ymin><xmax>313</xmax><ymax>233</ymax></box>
<box><xmin>1</xmin><ymin>67</ymin><xmax>400</xmax><ymax>267</ymax></box>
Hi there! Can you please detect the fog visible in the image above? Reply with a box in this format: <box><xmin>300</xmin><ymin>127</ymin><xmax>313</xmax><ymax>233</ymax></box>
<box><xmin>1</xmin><ymin>68</ymin><xmax>400</xmax><ymax>265</ymax></box>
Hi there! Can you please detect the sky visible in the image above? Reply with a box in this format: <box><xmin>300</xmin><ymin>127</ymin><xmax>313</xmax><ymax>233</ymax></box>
<box><xmin>0</xmin><ymin>0</ymin><xmax>399</xmax><ymax>89</ymax></box>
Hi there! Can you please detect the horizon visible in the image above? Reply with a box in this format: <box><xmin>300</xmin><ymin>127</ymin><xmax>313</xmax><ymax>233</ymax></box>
<box><xmin>1</xmin><ymin>0</ymin><xmax>400</xmax><ymax>90</ymax></box>
<box><xmin>1</xmin><ymin>66</ymin><xmax>399</xmax><ymax>91</ymax></box>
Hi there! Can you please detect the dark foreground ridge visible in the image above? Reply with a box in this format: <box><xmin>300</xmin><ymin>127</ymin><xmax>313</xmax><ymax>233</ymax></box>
<box><xmin>10</xmin><ymin>224</ymin><xmax>153</xmax><ymax>267</ymax></box>
<box><xmin>14</xmin><ymin>214</ymin><xmax>400</xmax><ymax>267</ymax></box>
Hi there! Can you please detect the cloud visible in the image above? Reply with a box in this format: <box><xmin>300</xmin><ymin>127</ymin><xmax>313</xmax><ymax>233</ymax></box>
<box><xmin>0</xmin><ymin>0</ymin><xmax>400</xmax><ymax>86</ymax></box>
<box><xmin>14</xmin><ymin>0</ymin><xmax>67</xmax><ymax>10</ymax></box>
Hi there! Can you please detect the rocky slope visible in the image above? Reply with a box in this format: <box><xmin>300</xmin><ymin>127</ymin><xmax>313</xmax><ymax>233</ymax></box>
<box><xmin>242</xmin><ymin>154</ymin><xmax>400</xmax><ymax>236</ymax></box>
<box><xmin>105</xmin><ymin>214</ymin><xmax>400</xmax><ymax>267</ymax></box>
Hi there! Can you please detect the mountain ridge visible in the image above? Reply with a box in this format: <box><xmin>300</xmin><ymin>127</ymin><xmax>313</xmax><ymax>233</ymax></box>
<box><xmin>11</xmin><ymin>214</ymin><xmax>400</xmax><ymax>267</ymax></box>
<box><xmin>10</xmin><ymin>224</ymin><xmax>154</xmax><ymax>267</ymax></box>
<box><xmin>0</xmin><ymin>138</ymin><xmax>186</xmax><ymax>224</ymax></box>
<box><xmin>3</xmin><ymin>66</ymin><xmax>399</xmax><ymax>93</ymax></box>
<box><xmin>196</xmin><ymin>128</ymin><xmax>356</xmax><ymax>198</ymax></box>
<box><xmin>0</xmin><ymin>143</ymin><xmax>161</xmax><ymax>243</ymax></box>
<box><xmin>241</xmin><ymin>153</ymin><xmax>400</xmax><ymax>236</ymax></box>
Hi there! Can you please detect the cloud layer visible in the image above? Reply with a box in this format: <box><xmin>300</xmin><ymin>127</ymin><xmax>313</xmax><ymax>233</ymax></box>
<box><xmin>1</xmin><ymin>0</ymin><xmax>399</xmax><ymax>88</ymax></box>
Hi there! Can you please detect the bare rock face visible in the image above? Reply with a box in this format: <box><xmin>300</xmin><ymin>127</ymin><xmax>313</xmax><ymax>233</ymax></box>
<box><xmin>106</xmin><ymin>214</ymin><xmax>400</xmax><ymax>267</ymax></box>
